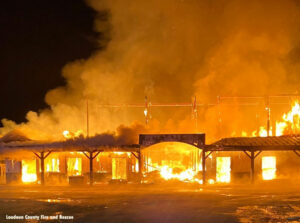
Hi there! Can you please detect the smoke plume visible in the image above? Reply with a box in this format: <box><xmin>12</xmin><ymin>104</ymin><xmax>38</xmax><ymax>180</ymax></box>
<box><xmin>1</xmin><ymin>0</ymin><xmax>300</xmax><ymax>142</ymax></box>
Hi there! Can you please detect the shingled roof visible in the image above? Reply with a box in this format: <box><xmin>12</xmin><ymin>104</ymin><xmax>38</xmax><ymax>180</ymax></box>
<box><xmin>207</xmin><ymin>135</ymin><xmax>300</xmax><ymax>151</ymax></box>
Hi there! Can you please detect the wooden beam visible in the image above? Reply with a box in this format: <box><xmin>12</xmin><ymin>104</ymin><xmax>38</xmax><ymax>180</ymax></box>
<box><xmin>250</xmin><ymin>151</ymin><xmax>255</xmax><ymax>184</ymax></box>
<box><xmin>131</xmin><ymin>152</ymin><xmax>139</xmax><ymax>159</ymax></box>
<box><xmin>254</xmin><ymin>151</ymin><xmax>262</xmax><ymax>159</ymax></box>
<box><xmin>294</xmin><ymin>150</ymin><xmax>300</xmax><ymax>157</ymax></box>
<box><xmin>205</xmin><ymin>151</ymin><xmax>213</xmax><ymax>160</ymax></box>
<box><xmin>243</xmin><ymin>150</ymin><xmax>251</xmax><ymax>159</ymax></box>
<box><xmin>138</xmin><ymin>150</ymin><xmax>142</xmax><ymax>183</ymax></box>
<box><xmin>202</xmin><ymin>150</ymin><xmax>206</xmax><ymax>184</ymax></box>
<box><xmin>89</xmin><ymin>152</ymin><xmax>93</xmax><ymax>186</ymax></box>
<box><xmin>40</xmin><ymin>152</ymin><xmax>45</xmax><ymax>186</ymax></box>
<box><xmin>92</xmin><ymin>151</ymin><xmax>101</xmax><ymax>160</ymax></box>
<box><xmin>33</xmin><ymin>152</ymin><xmax>41</xmax><ymax>159</ymax></box>
<box><xmin>82</xmin><ymin>152</ymin><xmax>90</xmax><ymax>159</ymax></box>
<box><xmin>44</xmin><ymin>151</ymin><xmax>52</xmax><ymax>159</ymax></box>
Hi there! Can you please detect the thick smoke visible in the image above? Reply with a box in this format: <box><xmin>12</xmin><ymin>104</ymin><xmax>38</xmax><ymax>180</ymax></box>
<box><xmin>1</xmin><ymin>0</ymin><xmax>300</xmax><ymax>142</ymax></box>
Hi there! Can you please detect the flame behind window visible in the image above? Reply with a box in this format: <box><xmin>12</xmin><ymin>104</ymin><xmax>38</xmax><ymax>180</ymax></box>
<box><xmin>262</xmin><ymin>156</ymin><xmax>276</xmax><ymax>180</ymax></box>
<box><xmin>216</xmin><ymin>157</ymin><xmax>231</xmax><ymax>183</ymax></box>
<box><xmin>46</xmin><ymin>158</ymin><xmax>60</xmax><ymax>172</ymax></box>
<box><xmin>112</xmin><ymin>157</ymin><xmax>127</xmax><ymax>180</ymax></box>
<box><xmin>67</xmin><ymin>158</ymin><xmax>82</xmax><ymax>176</ymax></box>
<box><xmin>22</xmin><ymin>159</ymin><xmax>37</xmax><ymax>183</ymax></box>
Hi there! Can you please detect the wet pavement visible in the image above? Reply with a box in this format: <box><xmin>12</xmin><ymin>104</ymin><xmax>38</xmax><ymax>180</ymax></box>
<box><xmin>0</xmin><ymin>181</ymin><xmax>299</xmax><ymax>223</ymax></box>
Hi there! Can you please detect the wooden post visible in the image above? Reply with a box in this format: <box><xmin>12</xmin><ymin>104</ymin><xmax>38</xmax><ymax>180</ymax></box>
<box><xmin>202</xmin><ymin>150</ymin><xmax>206</xmax><ymax>185</ymax></box>
<box><xmin>89</xmin><ymin>152</ymin><xmax>93</xmax><ymax>186</ymax></box>
<box><xmin>138</xmin><ymin>150</ymin><xmax>142</xmax><ymax>183</ymax></box>
<box><xmin>40</xmin><ymin>152</ymin><xmax>45</xmax><ymax>186</ymax></box>
<box><xmin>83</xmin><ymin>151</ymin><xmax>100</xmax><ymax>186</ymax></box>
<box><xmin>250</xmin><ymin>151</ymin><xmax>255</xmax><ymax>184</ymax></box>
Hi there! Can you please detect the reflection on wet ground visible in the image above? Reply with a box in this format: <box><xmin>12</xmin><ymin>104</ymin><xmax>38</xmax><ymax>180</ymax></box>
<box><xmin>0</xmin><ymin>182</ymin><xmax>299</xmax><ymax>223</ymax></box>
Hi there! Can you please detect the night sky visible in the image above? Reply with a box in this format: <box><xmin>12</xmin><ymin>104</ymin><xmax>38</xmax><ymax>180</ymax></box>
<box><xmin>0</xmin><ymin>0</ymin><xmax>100</xmax><ymax>124</ymax></box>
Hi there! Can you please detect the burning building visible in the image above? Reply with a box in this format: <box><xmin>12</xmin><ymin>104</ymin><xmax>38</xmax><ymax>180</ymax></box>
<box><xmin>0</xmin><ymin>97</ymin><xmax>300</xmax><ymax>186</ymax></box>
<box><xmin>0</xmin><ymin>130</ymin><xmax>299</xmax><ymax>186</ymax></box>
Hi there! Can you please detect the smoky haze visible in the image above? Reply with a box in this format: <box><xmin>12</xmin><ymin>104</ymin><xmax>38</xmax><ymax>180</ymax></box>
<box><xmin>1</xmin><ymin>0</ymin><xmax>300</xmax><ymax>142</ymax></box>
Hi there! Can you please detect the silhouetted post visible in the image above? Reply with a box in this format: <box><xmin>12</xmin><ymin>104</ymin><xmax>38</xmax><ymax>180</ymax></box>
<box><xmin>83</xmin><ymin>151</ymin><xmax>101</xmax><ymax>186</ymax></box>
<box><xmin>138</xmin><ymin>150</ymin><xmax>142</xmax><ymax>183</ymax></box>
<box><xmin>33</xmin><ymin>151</ymin><xmax>51</xmax><ymax>186</ymax></box>
<box><xmin>250</xmin><ymin>151</ymin><xmax>255</xmax><ymax>184</ymax></box>
<box><xmin>40</xmin><ymin>152</ymin><xmax>45</xmax><ymax>185</ymax></box>
<box><xmin>89</xmin><ymin>152</ymin><xmax>93</xmax><ymax>186</ymax></box>
<box><xmin>202</xmin><ymin>150</ymin><xmax>206</xmax><ymax>184</ymax></box>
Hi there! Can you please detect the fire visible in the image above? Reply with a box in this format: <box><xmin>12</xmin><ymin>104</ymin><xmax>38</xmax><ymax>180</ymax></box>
<box><xmin>62</xmin><ymin>130</ymin><xmax>84</xmax><ymax>139</ymax></box>
<box><xmin>251</xmin><ymin>101</ymin><xmax>300</xmax><ymax>137</ymax></box>
<box><xmin>63</xmin><ymin>130</ymin><xmax>71</xmax><ymax>139</ymax></box>
<box><xmin>252</xmin><ymin>127</ymin><xmax>272</xmax><ymax>137</ymax></box>
<box><xmin>143</xmin><ymin>143</ymin><xmax>204</xmax><ymax>184</ymax></box>
<box><xmin>46</xmin><ymin>158</ymin><xmax>60</xmax><ymax>172</ymax></box>
<box><xmin>262</xmin><ymin>156</ymin><xmax>276</xmax><ymax>180</ymax></box>
<box><xmin>22</xmin><ymin>160</ymin><xmax>37</xmax><ymax>183</ymax></box>
<box><xmin>67</xmin><ymin>158</ymin><xmax>82</xmax><ymax>176</ymax></box>
<box><xmin>216</xmin><ymin>157</ymin><xmax>231</xmax><ymax>183</ymax></box>
<box><xmin>276</xmin><ymin>101</ymin><xmax>300</xmax><ymax>135</ymax></box>
<box><xmin>112</xmin><ymin>157</ymin><xmax>127</xmax><ymax>180</ymax></box>
<box><xmin>159</xmin><ymin>166</ymin><xmax>199</xmax><ymax>183</ymax></box>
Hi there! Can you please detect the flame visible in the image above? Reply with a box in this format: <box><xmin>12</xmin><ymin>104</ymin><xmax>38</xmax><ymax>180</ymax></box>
<box><xmin>276</xmin><ymin>101</ymin><xmax>300</xmax><ymax>135</ymax></box>
<box><xmin>262</xmin><ymin>156</ymin><xmax>276</xmax><ymax>180</ymax></box>
<box><xmin>63</xmin><ymin>130</ymin><xmax>70</xmax><ymax>139</ymax></box>
<box><xmin>250</xmin><ymin>101</ymin><xmax>300</xmax><ymax>137</ymax></box>
<box><xmin>62</xmin><ymin>130</ymin><xmax>84</xmax><ymax>139</ymax></box>
<box><xmin>159</xmin><ymin>166</ymin><xmax>200</xmax><ymax>183</ymax></box>
<box><xmin>22</xmin><ymin>160</ymin><xmax>37</xmax><ymax>183</ymax></box>
<box><xmin>46</xmin><ymin>158</ymin><xmax>60</xmax><ymax>172</ymax></box>
<box><xmin>144</xmin><ymin>143</ymin><xmax>205</xmax><ymax>184</ymax></box>
<box><xmin>216</xmin><ymin>157</ymin><xmax>231</xmax><ymax>183</ymax></box>
<box><xmin>208</xmin><ymin>179</ymin><xmax>215</xmax><ymax>184</ymax></box>
<box><xmin>112</xmin><ymin>152</ymin><xmax>131</xmax><ymax>156</ymax></box>
<box><xmin>112</xmin><ymin>157</ymin><xmax>127</xmax><ymax>180</ymax></box>
<box><xmin>67</xmin><ymin>158</ymin><xmax>82</xmax><ymax>176</ymax></box>
<box><xmin>251</xmin><ymin>126</ymin><xmax>272</xmax><ymax>137</ymax></box>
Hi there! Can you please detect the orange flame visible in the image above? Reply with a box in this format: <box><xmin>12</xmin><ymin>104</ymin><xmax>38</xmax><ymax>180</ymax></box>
<box><xmin>262</xmin><ymin>156</ymin><xmax>276</xmax><ymax>180</ymax></box>
<box><xmin>22</xmin><ymin>160</ymin><xmax>37</xmax><ymax>183</ymax></box>
<box><xmin>62</xmin><ymin>130</ymin><xmax>84</xmax><ymax>139</ymax></box>
<box><xmin>251</xmin><ymin>101</ymin><xmax>300</xmax><ymax>137</ymax></box>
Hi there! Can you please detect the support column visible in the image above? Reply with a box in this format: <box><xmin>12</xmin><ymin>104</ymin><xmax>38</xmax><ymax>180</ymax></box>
<box><xmin>250</xmin><ymin>151</ymin><xmax>255</xmax><ymax>184</ymax></box>
<box><xmin>202</xmin><ymin>150</ymin><xmax>206</xmax><ymax>185</ymax></box>
<box><xmin>89</xmin><ymin>152</ymin><xmax>93</xmax><ymax>186</ymax></box>
<box><xmin>83</xmin><ymin>151</ymin><xmax>101</xmax><ymax>186</ymax></box>
<box><xmin>243</xmin><ymin>150</ymin><xmax>261</xmax><ymax>184</ymax></box>
<box><xmin>131</xmin><ymin>150</ymin><xmax>143</xmax><ymax>183</ymax></box>
<box><xmin>33</xmin><ymin>151</ymin><xmax>51</xmax><ymax>186</ymax></box>
<box><xmin>40</xmin><ymin>152</ymin><xmax>45</xmax><ymax>186</ymax></box>
<box><xmin>138</xmin><ymin>149</ymin><xmax>142</xmax><ymax>183</ymax></box>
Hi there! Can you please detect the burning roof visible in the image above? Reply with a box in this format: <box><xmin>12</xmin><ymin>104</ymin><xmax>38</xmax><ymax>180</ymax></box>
<box><xmin>0</xmin><ymin>133</ymin><xmax>140</xmax><ymax>155</ymax></box>
<box><xmin>0</xmin><ymin>130</ymin><xmax>31</xmax><ymax>143</ymax></box>
<box><xmin>209</xmin><ymin>135</ymin><xmax>300</xmax><ymax>151</ymax></box>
